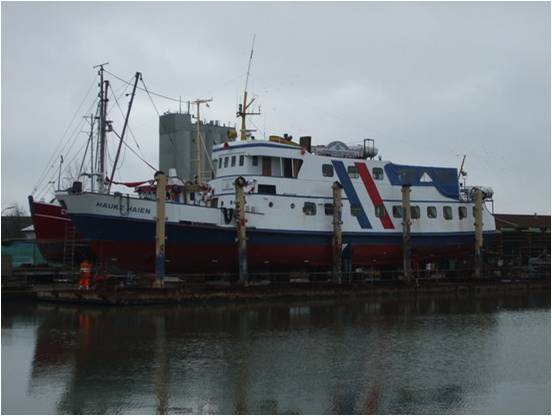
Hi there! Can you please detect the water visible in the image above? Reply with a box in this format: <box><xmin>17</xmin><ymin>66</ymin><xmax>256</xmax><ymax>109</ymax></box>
<box><xmin>2</xmin><ymin>292</ymin><xmax>550</xmax><ymax>414</ymax></box>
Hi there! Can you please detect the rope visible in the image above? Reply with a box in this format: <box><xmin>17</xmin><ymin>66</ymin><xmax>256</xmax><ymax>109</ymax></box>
<box><xmin>32</xmin><ymin>76</ymin><xmax>98</xmax><ymax>195</ymax></box>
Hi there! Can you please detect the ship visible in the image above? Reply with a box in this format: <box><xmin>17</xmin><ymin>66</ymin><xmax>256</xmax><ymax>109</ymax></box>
<box><xmin>55</xmin><ymin>132</ymin><xmax>497</xmax><ymax>274</ymax></box>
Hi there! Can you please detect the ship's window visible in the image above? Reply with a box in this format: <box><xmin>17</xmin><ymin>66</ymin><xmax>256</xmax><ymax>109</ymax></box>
<box><xmin>324</xmin><ymin>203</ymin><xmax>334</xmax><ymax>215</ymax></box>
<box><xmin>392</xmin><ymin>206</ymin><xmax>403</xmax><ymax>218</ymax></box>
<box><xmin>427</xmin><ymin>206</ymin><xmax>437</xmax><ymax>218</ymax></box>
<box><xmin>231</xmin><ymin>156</ymin><xmax>236</xmax><ymax>167</ymax></box>
<box><xmin>268</xmin><ymin>201</ymin><xmax>274</xmax><ymax>208</ymax></box>
<box><xmin>375</xmin><ymin>204</ymin><xmax>385</xmax><ymax>218</ymax></box>
<box><xmin>283</xmin><ymin>158</ymin><xmax>293</xmax><ymax>178</ymax></box>
<box><xmin>189</xmin><ymin>192</ymin><xmax>195</xmax><ymax>201</ymax></box>
<box><xmin>459</xmin><ymin>206</ymin><xmax>467</xmax><ymax>220</ymax></box>
<box><xmin>350</xmin><ymin>204</ymin><xmax>362</xmax><ymax>217</ymax></box>
<box><xmin>239</xmin><ymin>155</ymin><xmax>244</xmax><ymax>166</ymax></box>
<box><xmin>348</xmin><ymin>165</ymin><xmax>359</xmax><ymax>178</ymax></box>
<box><xmin>224</xmin><ymin>157</ymin><xmax>229</xmax><ymax>168</ymax></box>
<box><xmin>411</xmin><ymin>206</ymin><xmax>420</xmax><ymax>219</ymax></box>
<box><xmin>218</xmin><ymin>158</ymin><xmax>222</xmax><ymax>169</ymax></box>
<box><xmin>290</xmin><ymin>203</ymin><xmax>295</xmax><ymax>209</ymax></box>
<box><xmin>373</xmin><ymin>167</ymin><xmax>384</xmax><ymax>180</ymax></box>
<box><xmin>443</xmin><ymin>206</ymin><xmax>453</xmax><ymax>220</ymax></box>
<box><xmin>322</xmin><ymin>164</ymin><xmax>334</xmax><ymax>177</ymax></box>
<box><xmin>252</xmin><ymin>156</ymin><xmax>258</xmax><ymax>166</ymax></box>
<box><xmin>292</xmin><ymin>159</ymin><xmax>303</xmax><ymax>178</ymax></box>
<box><xmin>258</xmin><ymin>184</ymin><xmax>276</xmax><ymax>195</ymax></box>
<box><xmin>210</xmin><ymin>198</ymin><xmax>218</xmax><ymax>208</ymax></box>
<box><xmin>303</xmin><ymin>202</ymin><xmax>316</xmax><ymax>215</ymax></box>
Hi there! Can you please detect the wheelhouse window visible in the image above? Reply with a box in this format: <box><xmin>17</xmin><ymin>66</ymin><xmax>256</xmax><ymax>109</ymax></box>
<box><xmin>218</xmin><ymin>158</ymin><xmax>222</xmax><ymax>169</ymax></box>
<box><xmin>375</xmin><ymin>204</ymin><xmax>385</xmax><ymax>218</ymax></box>
<box><xmin>350</xmin><ymin>204</ymin><xmax>362</xmax><ymax>217</ymax></box>
<box><xmin>322</xmin><ymin>164</ymin><xmax>334</xmax><ymax>177</ymax></box>
<box><xmin>392</xmin><ymin>206</ymin><xmax>403</xmax><ymax>218</ymax></box>
<box><xmin>252</xmin><ymin>156</ymin><xmax>258</xmax><ymax>166</ymax></box>
<box><xmin>348</xmin><ymin>165</ymin><xmax>359</xmax><ymax>178</ymax></box>
<box><xmin>224</xmin><ymin>157</ymin><xmax>229</xmax><ymax>168</ymax></box>
<box><xmin>258</xmin><ymin>184</ymin><xmax>276</xmax><ymax>195</ymax></box>
<box><xmin>427</xmin><ymin>206</ymin><xmax>437</xmax><ymax>218</ymax></box>
<box><xmin>282</xmin><ymin>158</ymin><xmax>293</xmax><ymax>178</ymax></box>
<box><xmin>324</xmin><ymin>203</ymin><xmax>334</xmax><ymax>215</ymax></box>
<box><xmin>411</xmin><ymin>206</ymin><xmax>420</xmax><ymax>219</ymax></box>
<box><xmin>303</xmin><ymin>202</ymin><xmax>317</xmax><ymax>215</ymax></box>
<box><xmin>239</xmin><ymin>155</ymin><xmax>244</xmax><ymax>166</ymax></box>
<box><xmin>443</xmin><ymin>206</ymin><xmax>453</xmax><ymax>220</ymax></box>
<box><xmin>459</xmin><ymin>206</ymin><xmax>467</xmax><ymax>220</ymax></box>
<box><xmin>231</xmin><ymin>156</ymin><xmax>236</xmax><ymax>167</ymax></box>
<box><xmin>372</xmin><ymin>167</ymin><xmax>384</xmax><ymax>180</ymax></box>
<box><xmin>292</xmin><ymin>159</ymin><xmax>303</xmax><ymax>178</ymax></box>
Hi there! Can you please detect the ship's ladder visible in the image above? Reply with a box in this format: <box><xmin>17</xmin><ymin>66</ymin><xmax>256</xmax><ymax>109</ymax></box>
<box><xmin>62</xmin><ymin>222</ymin><xmax>76</xmax><ymax>269</ymax></box>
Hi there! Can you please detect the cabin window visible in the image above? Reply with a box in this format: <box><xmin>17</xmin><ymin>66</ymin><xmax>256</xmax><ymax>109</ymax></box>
<box><xmin>372</xmin><ymin>167</ymin><xmax>384</xmax><ymax>180</ymax></box>
<box><xmin>292</xmin><ymin>159</ymin><xmax>303</xmax><ymax>178</ymax></box>
<box><xmin>283</xmin><ymin>158</ymin><xmax>293</xmax><ymax>178</ymax></box>
<box><xmin>239</xmin><ymin>155</ymin><xmax>244</xmax><ymax>166</ymax></box>
<box><xmin>348</xmin><ymin>165</ymin><xmax>359</xmax><ymax>178</ymax></box>
<box><xmin>290</xmin><ymin>203</ymin><xmax>295</xmax><ymax>209</ymax></box>
<box><xmin>210</xmin><ymin>198</ymin><xmax>218</xmax><ymax>208</ymax></box>
<box><xmin>459</xmin><ymin>206</ymin><xmax>467</xmax><ymax>220</ymax></box>
<box><xmin>324</xmin><ymin>203</ymin><xmax>334</xmax><ymax>215</ymax></box>
<box><xmin>218</xmin><ymin>158</ymin><xmax>222</xmax><ymax>169</ymax></box>
<box><xmin>322</xmin><ymin>164</ymin><xmax>334</xmax><ymax>177</ymax></box>
<box><xmin>258</xmin><ymin>184</ymin><xmax>276</xmax><ymax>195</ymax></box>
<box><xmin>224</xmin><ymin>157</ymin><xmax>229</xmax><ymax>168</ymax></box>
<box><xmin>443</xmin><ymin>206</ymin><xmax>453</xmax><ymax>220</ymax></box>
<box><xmin>303</xmin><ymin>202</ymin><xmax>317</xmax><ymax>216</ymax></box>
<box><xmin>392</xmin><ymin>206</ymin><xmax>403</xmax><ymax>218</ymax></box>
<box><xmin>411</xmin><ymin>206</ymin><xmax>420</xmax><ymax>219</ymax></box>
<box><xmin>252</xmin><ymin>156</ymin><xmax>258</xmax><ymax>166</ymax></box>
<box><xmin>350</xmin><ymin>204</ymin><xmax>362</xmax><ymax>217</ymax></box>
<box><xmin>375</xmin><ymin>204</ymin><xmax>385</xmax><ymax>218</ymax></box>
<box><xmin>427</xmin><ymin>206</ymin><xmax>437</xmax><ymax>218</ymax></box>
<box><xmin>231</xmin><ymin>156</ymin><xmax>236</xmax><ymax>167</ymax></box>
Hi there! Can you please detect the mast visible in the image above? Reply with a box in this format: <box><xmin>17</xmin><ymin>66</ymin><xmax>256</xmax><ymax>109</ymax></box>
<box><xmin>237</xmin><ymin>35</ymin><xmax>260</xmax><ymax>141</ymax></box>
<box><xmin>192</xmin><ymin>98</ymin><xmax>212</xmax><ymax>185</ymax></box>
<box><xmin>107</xmin><ymin>72</ymin><xmax>141</xmax><ymax>193</ymax></box>
<box><xmin>89</xmin><ymin>114</ymin><xmax>95</xmax><ymax>192</ymax></box>
<box><xmin>93</xmin><ymin>62</ymin><xmax>109</xmax><ymax>192</ymax></box>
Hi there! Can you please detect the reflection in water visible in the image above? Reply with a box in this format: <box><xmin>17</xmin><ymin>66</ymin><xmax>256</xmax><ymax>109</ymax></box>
<box><xmin>2</xmin><ymin>292</ymin><xmax>550</xmax><ymax>414</ymax></box>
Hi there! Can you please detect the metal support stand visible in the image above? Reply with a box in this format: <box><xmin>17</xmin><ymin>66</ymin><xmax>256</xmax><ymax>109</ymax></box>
<box><xmin>155</xmin><ymin>171</ymin><xmax>166</xmax><ymax>288</ymax></box>
<box><xmin>401</xmin><ymin>186</ymin><xmax>412</xmax><ymax>283</ymax></box>
<box><xmin>332</xmin><ymin>181</ymin><xmax>343</xmax><ymax>284</ymax></box>
<box><xmin>474</xmin><ymin>188</ymin><xmax>484</xmax><ymax>278</ymax></box>
<box><xmin>235</xmin><ymin>177</ymin><xmax>248</xmax><ymax>285</ymax></box>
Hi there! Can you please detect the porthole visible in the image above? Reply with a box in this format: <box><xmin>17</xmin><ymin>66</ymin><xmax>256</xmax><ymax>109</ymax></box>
<box><xmin>268</xmin><ymin>202</ymin><xmax>274</xmax><ymax>208</ymax></box>
<box><xmin>290</xmin><ymin>203</ymin><xmax>295</xmax><ymax>209</ymax></box>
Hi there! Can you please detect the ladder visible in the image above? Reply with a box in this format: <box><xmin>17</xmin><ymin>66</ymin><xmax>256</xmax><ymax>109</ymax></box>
<box><xmin>62</xmin><ymin>223</ymin><xmax>76</xmax><ymax>269</ymax></box>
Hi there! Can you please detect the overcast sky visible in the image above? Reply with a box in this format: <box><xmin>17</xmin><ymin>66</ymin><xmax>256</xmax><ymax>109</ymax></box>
<box><xmin>1</xmin><ymin>1</ymin><xmax>550</xmax><ymax>215</ymax></box>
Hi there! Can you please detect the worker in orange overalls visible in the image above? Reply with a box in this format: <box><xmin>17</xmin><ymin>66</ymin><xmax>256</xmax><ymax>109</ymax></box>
<box><xmin>79</xmin><ymin>260</ymin><xmax>93</xmax><ymax>290</ymax></box>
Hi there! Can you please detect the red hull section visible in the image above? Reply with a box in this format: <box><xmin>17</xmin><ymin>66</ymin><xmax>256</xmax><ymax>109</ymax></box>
<box><xmin>90</xmin><ymin>240</ymin><xmax>472</xmax><ymax>274</ymax></box>
<box><xmin>29</xmin><ymin>198</ymin><xmax>93</xmax><ymax>264</ymax></box>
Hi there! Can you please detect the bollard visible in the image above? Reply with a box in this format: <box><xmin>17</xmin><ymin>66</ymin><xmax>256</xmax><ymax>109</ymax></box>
<box><xmin>474</xmin><ymin>187</ymin><xmax>483</xmax><ymax>278</ymax></box>
<box><xmin>401</xmin><ymin>185</ymin><xmax>412</xmax><ymax>283</ymax></box>
<box><xmin>155</xmin><ymin>171</ymin><xmax>166</xmax><ymax>288</ymax></box>
<box><xmin>235</xmin><ymin>177</ymin><xmax>248</xmax><ymax>285</ymax></box>
<box><xmin>332</xmin><ymin>181</ymin><xmax>343</xmax><ymax>284</ymax></box>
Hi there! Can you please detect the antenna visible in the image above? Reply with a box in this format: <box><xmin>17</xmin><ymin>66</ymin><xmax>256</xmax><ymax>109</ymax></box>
<box><xmin>192</xmin><ymin>98</ymin><xmax>213</xmax><ymax>185</ymax></box>
<box><xmin>237</xmin><ymin>35</ymin><xmax>261</xmax><ymax>141</ymax></box>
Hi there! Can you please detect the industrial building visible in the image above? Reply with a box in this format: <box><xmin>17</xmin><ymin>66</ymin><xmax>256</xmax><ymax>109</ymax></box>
<box><xmin>158</xmin><ymin>112</ymin><xmax>235</xmax><ymax>182</ymax></box>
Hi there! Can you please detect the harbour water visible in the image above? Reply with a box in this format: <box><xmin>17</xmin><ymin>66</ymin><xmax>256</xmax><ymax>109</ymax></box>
<box><xmin>2</xmin><ymin>292</ymin><xmax>550</xmax><ymax>414</ymax></box>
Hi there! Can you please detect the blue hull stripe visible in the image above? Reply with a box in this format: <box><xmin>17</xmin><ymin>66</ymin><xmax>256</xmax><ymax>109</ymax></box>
<box><xmin>69</xmin><ymin>213</ymin><xmax>497</xmax><ymax>248</ymax></box>
<box><xmin>331</xmin><ymin>160</ymin><xmax>372</xmax><ymax>229</ymax></box>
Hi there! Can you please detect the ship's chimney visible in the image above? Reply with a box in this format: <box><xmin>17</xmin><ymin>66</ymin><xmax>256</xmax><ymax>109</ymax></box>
<box><xmin>300</xmin><ymin>136</ymin><xmax>312</xmax><ymax>153</ymax></box>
